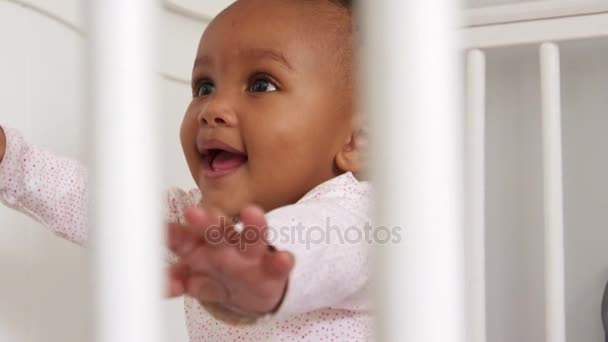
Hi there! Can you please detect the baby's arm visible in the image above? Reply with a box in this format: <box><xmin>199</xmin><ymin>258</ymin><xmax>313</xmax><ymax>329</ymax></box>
<box><xmin>0</xmin><ymin>126</ymin><xmax>88</xmax><ymax>245</ymax></box>
<box><xmin>0</xmin><ymin>126</ymin><xmax>201</xmax><ymax>249</ymax></box>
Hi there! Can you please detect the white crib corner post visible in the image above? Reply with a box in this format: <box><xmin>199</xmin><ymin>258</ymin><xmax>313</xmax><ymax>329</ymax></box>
<box><xmin>362</xmin><ymin>0</ymin><xmax>466</xmax><ymax>341</ymax></box>
<box><xmin>89</xmin><ymin>1</ymin><xmax>164</xmax><ymax>342</ymax></box>
<box><xmin>539</xmin><ymin>42</ymin><xmax>567</xmax><ymax>342</ymax></box>
<box><xmin>466</xmin><ymin>48</ymin><xmax>487</xmax><ymax>342</ymax></box>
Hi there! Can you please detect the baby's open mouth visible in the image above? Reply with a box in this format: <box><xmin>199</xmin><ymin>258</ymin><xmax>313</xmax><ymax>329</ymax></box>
<box><xmin>198</xmin><ymin>139</ymin><xmax>248</xmax><ymax>179</ymax></box>
<box><xmin>205</xmin><ymin>149</ymin><xmax>248</xmax><ymax>172</ymax></box>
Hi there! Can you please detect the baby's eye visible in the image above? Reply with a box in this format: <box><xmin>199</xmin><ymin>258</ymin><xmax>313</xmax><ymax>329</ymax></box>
<box><xmin>249</xmin><ymin>78</ymin><xmax>277</xmax><ymax>93</ymax></box>
<box><xmin>196</xmin><ymin>81</ymin><xmax>215</xmax><ymax>97</ymax></box>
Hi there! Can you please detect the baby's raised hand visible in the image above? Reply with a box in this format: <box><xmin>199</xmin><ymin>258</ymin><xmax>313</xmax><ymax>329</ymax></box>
<box><xmin>167</xmin><ymin>206</ymin><xmax>294</xmax><ymax>320</ymax></box>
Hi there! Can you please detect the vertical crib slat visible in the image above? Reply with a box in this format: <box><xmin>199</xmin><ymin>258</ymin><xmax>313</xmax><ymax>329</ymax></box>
<box><xmin>362</xmin><ymin>0</ymin><xmax>465</xmax><ymax>341</ymax></box>
<box><xmin>89</xmin><ymin>1</ymin><xmax>163</xmax><ymax>342</ymax></box>
<box><xmin>540</xmin><ymin>42</ymin><xmax>567</xmax><ymax>342</ymax></box>
<box><xmin>466</xmin><ymin>49</ymin><xmax>487</xmax><ymax>342</ymax></box>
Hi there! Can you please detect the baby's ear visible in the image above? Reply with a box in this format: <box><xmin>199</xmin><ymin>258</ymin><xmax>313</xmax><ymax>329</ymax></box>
<box><xmin>335</xmin><ymin>115</ymin><xmax>368</xmax><ymax>174</ymax></box>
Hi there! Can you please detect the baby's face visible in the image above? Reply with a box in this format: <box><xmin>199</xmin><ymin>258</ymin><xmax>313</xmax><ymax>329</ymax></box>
<box><xmin>180</xmin><ymin>0</ymin><xmax>354</xmax><ymax>216</ymax></box>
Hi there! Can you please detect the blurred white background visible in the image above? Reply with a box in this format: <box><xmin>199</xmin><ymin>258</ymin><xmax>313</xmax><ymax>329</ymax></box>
<box><xmin>0</xmin><ymin>0</ymin><xmax>606</xmax><ymax>341</ymax></box>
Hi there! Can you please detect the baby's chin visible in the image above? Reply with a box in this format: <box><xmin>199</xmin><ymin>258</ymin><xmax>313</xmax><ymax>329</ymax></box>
<box><xmin>199</xmin><ymin>191</ymin><xmax>249</xmax><ymax>218</ymax></box>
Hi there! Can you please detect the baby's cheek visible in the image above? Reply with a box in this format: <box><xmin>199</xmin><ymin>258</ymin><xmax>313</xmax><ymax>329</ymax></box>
<box><xmin>265</xmin><ymin>133</ymin><xmax>309</xmax><ymax>169</ymax></box>
<box><xmin>180</xmin><ymin>112</ymin><xmax>201</xmax><ymax>177</ymax></box>
<box><xmin>246</xmin><ymin>120</ymin><xmax>331</xmax><ymax>203</ymax></box>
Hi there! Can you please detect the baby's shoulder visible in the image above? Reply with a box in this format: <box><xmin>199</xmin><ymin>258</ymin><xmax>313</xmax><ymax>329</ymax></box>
<box><xmin>266</xmin><ymin>172</ymin><xmax>372</xmax><ymax>229</ymax></box>
<box><xmin>298</xmin><ymin>172</ymin><xmax>372</xmax><ymax>212</ymax></box>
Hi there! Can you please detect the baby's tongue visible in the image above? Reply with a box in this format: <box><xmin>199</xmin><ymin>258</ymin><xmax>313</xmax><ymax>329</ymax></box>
<box><xmin>211</xmin><ymin>151</ymin><xmax>247</xmax><ymax>171</ymax></box>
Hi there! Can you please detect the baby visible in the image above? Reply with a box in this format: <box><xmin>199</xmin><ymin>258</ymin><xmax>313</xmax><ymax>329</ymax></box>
<box><xmin>0</xmin><ymin>0</ymin><xmax>372</xmax><ymax>340</ymax></box>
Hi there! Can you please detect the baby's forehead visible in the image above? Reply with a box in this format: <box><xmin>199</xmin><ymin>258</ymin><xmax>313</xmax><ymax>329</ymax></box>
<box><xmin>196</xmin><ymin>0</ymin><xmax>351</xmax><ymax>69</ymax></box>
<box><xmin>203</xmin><ymin>0</ymin><xmax>349</xmax><ymax>48</ymax></box>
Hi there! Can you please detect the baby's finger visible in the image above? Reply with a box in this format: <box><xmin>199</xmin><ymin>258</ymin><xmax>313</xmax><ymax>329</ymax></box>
<box><xmin>185</xmin><ymin>207</ymin><xmax>233</xmax><ymax>248</ymax></box>
<box><xmin>261</xmin><ymin>250</ymin><xmax>295</xmax><ymax>280</ymax></box>
<box><xmin>186</xmin><ymin>275</ymin><xmax>229</xmax><ymax>303</ymax></box>
<box><xmin>183</xmin><ymin>206</ymin><xmax>211</xmax><ymax>237</ymax></box>
<box><xmin>167</xmin><ymin>223</ymin><xmax>199</xmax><ymax>256</ymax></box>
<box><xmin>166</xmin><ymin>263</ymin><xmax>189</xmax><ymax>297</ymax></box>
<box><xmin>238</xmin><ymin>206</ymin><xmax>268</xmax><ymax>258</ymax></box>
<box><xmin>167</xmin><ymin>277</ymin><xmax>185</xmax><ymax>298</ymax></box>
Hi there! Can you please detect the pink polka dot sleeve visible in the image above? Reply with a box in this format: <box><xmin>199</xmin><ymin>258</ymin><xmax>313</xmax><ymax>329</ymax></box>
<box><xmin>0</xmin><ymin>127</ymin><xmax>200</xmax><ymax>248</ymax></box>
<box><xmin>266</xmin><ymin>172</ymin><xmax>372</xmax><ymax>319</ymax></box>
<box><xmin>0</xmin><ymin>127</ymin><xmax>89</xmax><ymax>245</ymax></box>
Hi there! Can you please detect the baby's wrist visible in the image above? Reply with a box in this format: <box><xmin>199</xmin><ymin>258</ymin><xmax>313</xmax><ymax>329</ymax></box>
<box><xmin>200</xmin><ymin>279</ymin><xmax>288</xmax><ymax>326</ymax></box>
<box><xmin>0</xmin><ymin>127</ymin><xmax>6</xmax><ymax>164</ymax></box>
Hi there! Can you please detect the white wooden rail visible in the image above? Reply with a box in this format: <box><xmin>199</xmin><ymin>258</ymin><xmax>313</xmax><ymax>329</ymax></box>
<box><xmin>540</xmin><ymin>42</ymin><xmax>567</xmax><ymax>342</ymax></box>
<box><xmin>466</xmin><ymin>49</ymin><xmax>487</xmax><ymax>342</ymax></box>
<box><xmin>89</xmin><ymin>1</ymin><xmax>164</xmax><ymax>342</ymax></box>
<box><xmin>363</xmin><ymin>1</ymin><xmax>465</xmax><ymax>341</ymax></box>
<box><xmin>464</xmin><ymin>0</ymin><xmax>608</xmax><ymax>27</ymax></box>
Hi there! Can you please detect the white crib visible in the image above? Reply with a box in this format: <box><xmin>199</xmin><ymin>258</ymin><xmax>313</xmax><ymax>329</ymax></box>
<box><xmin>0</xmin><ymin>1</ymin><xmax>607</xmax><ymax>341</ymax></box>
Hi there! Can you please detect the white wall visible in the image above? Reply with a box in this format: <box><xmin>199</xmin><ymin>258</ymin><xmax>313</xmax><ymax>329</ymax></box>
<box><xmin>0</xmin><ymin>1</ymin><xmax>231</xmax><ymax>341</ymax></box>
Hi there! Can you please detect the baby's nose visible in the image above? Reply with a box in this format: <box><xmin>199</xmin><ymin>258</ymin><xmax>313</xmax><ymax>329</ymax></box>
<box><xmin>199</xmin><ymin>114</ymin><xmax>227</xmax><ymax>126</ymax></box>
<box><xmin>198</xmin><ymin>107</ymin><xmax>236</xmax><ymax>127</ymax></box>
